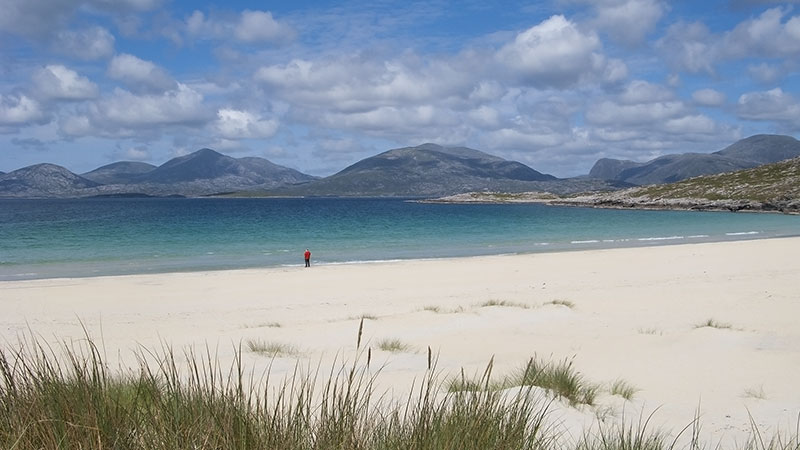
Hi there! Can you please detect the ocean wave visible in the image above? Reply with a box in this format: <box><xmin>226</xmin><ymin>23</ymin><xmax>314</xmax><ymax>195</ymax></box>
<box><xmin>726</xmin><ymin>231</ymin><xmax>759</xmax><ymax>236</ymax></box>
<box><xmin>571</xmin><ymin>240</ymin><xmax>600</xmax><ymax>244</ymax></box>
<box><xmin>637</xmin><ymin>236</ymin><xmax>684</xmax><ymax>241</ymax></box>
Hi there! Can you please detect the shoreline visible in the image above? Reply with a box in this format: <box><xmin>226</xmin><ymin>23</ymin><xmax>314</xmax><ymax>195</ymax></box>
<box><xmin>2</xmin><ymin>237</ymin><xmax>799</xmax><ymax>446</ymax></box>
<box><xmin>4</xmin><ymin>232</ymin><xmax>799</xmax><ymax>282</ymax></box>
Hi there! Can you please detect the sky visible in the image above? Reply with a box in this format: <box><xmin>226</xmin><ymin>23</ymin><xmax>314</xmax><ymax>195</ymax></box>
<box><xmin>1</xmin><ymin>0</ymin><xmax>800</xmax><ymax>178</ymax></box>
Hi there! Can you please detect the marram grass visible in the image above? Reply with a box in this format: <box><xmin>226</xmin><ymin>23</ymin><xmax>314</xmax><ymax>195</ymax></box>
<box><xmin>0</xmin><ymin>334</ymin><xmax>798</xmax><ymax>450</ymax></box>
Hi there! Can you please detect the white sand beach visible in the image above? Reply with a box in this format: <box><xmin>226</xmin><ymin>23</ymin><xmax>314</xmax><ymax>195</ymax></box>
<box><xmin>2</xmin><ymin>237</ymin><xmax>799</xmax><ymax>446</ymax></box>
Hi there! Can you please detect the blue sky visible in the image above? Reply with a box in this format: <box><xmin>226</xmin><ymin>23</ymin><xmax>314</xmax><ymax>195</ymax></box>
<box><xmin>1</xmin><ymin>0</ymin><xmax>799</xmax><ymax>177</ymax></box>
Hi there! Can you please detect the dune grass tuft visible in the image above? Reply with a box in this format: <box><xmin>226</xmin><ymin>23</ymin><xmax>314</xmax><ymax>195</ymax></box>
<box><xmin>695</xmin><ymin>318</ymin><xmax>733</xmax><ymax>329</ymax></box>
<box><xmin>377</xmin><ymin>338</ymin><xmax>413</xmax><ymax>353</ymax></box>
<box><xmin>506</xmin><ymin>356</ymin><xmax>598</xmax><ymax>406</ymax></box>
<box><xmin>479</xmin><ymin>299</ymin><xmax>530</xmax><ymax>309</ymax></box>
<box><xmin>246</xmin><ymin>339</ymin><xmax>299</xmax><ymax>357</ymax></box>
<box><xmin>609</xmin><ymin>379</ymin><xmax>639</xmax><ymax>401</ymax></box>
<box><xmin>742</xmin><ymin>385</ymin><xmax>767</xmax><ymax>400</ymax></box>
<box><xmin>638</xmin><ymin>327</ymin><xmax>663</xmax><ymax>336</ymax></box>
<box><xmin>545</xmin><ymin>299</ymin><xmax>575</xmax><ymax>309</ymax></box>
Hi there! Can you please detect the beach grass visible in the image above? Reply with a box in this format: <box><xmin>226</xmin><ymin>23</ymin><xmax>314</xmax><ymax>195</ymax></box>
<box><xmin>479</xmin><ymin>299</ymin><xmax>530</xmax><ymax>309</ymax></box>
<box><xmin>1</xmin><ymin>335</ymin><xmax>797</xmax><ymax>450</ymax></box>
<box><xmin>695</xmin><ymin>318</ymin><xmax>733</xmax><ymax>330</ymax></box>
<box><xmin>545</xmin><ymin>299</ymin><xmax>576</xmax><ymax>309</ymax></box>
<box><xmin>245</xmin><ymin>339</ymin><xmax>300</xmax><ymax>357</ymax></box>
<box><xmin>505</xmin><ymin>356</ymin><xmax>599</xmax><ymax>406</ymax></box>
<box><xmin>743</xmin><ymin>386</ymin><xmax>767</xmax><ymax>400</ymax></box>
<box><xmin>609</xmin><ymin>379</ymin><xmax>639</xmax><ymax>401</ymax></box>
<box><xmin>377</xmin><ymin>338</ymin><xmax>413</xmax><ymax>353</ymax></box>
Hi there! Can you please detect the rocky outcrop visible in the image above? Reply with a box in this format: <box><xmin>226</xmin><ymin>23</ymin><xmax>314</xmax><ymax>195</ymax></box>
<box><xmin>589</xmin><ymin>134</ymin><xmax>800</xmax><ymax>185</ymax></box>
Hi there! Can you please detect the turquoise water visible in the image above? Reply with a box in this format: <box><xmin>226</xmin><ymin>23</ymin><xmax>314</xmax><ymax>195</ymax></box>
<box><xmin>1</xmin><ymin>197</ymin><xmax>799</xmax><ymax>280</ymax></box>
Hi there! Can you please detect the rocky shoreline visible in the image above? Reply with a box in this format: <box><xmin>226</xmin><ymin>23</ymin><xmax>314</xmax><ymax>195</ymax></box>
<box><xmin>421</xmin><ymin>191</ymin><xmax>800</xmax><ymax>214</ymax></box>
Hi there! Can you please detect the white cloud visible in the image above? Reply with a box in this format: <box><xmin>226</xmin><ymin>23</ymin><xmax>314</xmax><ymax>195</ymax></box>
<box><xmin>185</xmin><ymin>9</ymin><xmax>294</xmax><ymax>44</ymax></box>
<box><xmin>587</xmin><ymin>100</ymin><xmax>685</xmax><ymax>126</ymax></box>
<box><xmin>59</xmin><ymin>115</ymin><xmax>93</xmax><ymax>136</ymax></box>
<box><xmin>656</xmin><ymin>21</ymin><xmax>716</xmax><ymax>74</ymax></box>
<box><xmin>0</xmin><ymin>0</ymin><xmax>162</xmax><ymax>39</ymax></box>
<box><xmin>692</xmin><ymin>88</ymin><xmax>726</xmax><ymax>106</ymax></box>
<box><xmin>215</xmin><ymin>108</ymin><xmax>278</xmax><ymax>139</ymax></box>
<box><xmin>60</xmin><ymin>84</ymin><xmax>211</xmax><ymax>137</ymax></box>
<box><xmin>95</xmin><ymin>84</ymin><xmax>208</xmax><ymax>127</ymax></box>
<box><xmin>33</xmin><ymin>65</ymin><xmax>98</xmax><ymax>100</ymax></box>
<box><xmin>588</xmin><ymin>0</ymin><xmax>667</xmax><ymax>45</ymax></box>
<box><xmin>0</xmin><ymin>94</ymin><xmax>48</xmax><ymax>126</ymax></box>
<box><xmin>495</xmin><ymin>15</ymin><xmax>603</xmax><ymax>88</ymax></box>
<box><xmin>114</xmin><ymin>146</ymin><xmax>151</xmax><ymax>161</ymax></box>
<box><xmin>235</xmin><ymin>10</ymin><xmax>294</xmax><ymax>42</ymax></box>
<box><xmin>108</xmin><ymin>53</ymin><xmax>176</xmax><ymax>93</ymax></box>
<box><xmin>747</xmin><ymin>62</ymin><xmax>783</xmax><ymax>84</ymax></box>
<box><xmin>255</xmin><ymin>55</ymin><xmax>472</xmax><ymax>113</ymax></box>
<box><xmin>658</xmin><ymin>8</ymin><xmax>800</xmax><ymax>75</ymax></box>
<box><xmin>0</xmin><ymin>0</ymin><xmax>78</xmax><ymax>38</ymax></box>
<box><xmin>55</xmin><ymin>26</ymin><xmax>115</xmax><ymax>60</ymax></box>
<box><xmin>721</xmin><ymin>7</ymin><xmax>800</xmax><ymax>58</ymax></box>
<box><xmin>662</xmin><ymin>114</ymin><xmax>717</xmax><ymax>134</ymax></box>
<box><xmin>618</xmin><ymin>80</ymin><xmax>674</xmax><ymax>104</ymax></box>
<box><xmin>737</xmin><ymin>88</ymin><xmax>800</xmax><ymax>129</ymax></box>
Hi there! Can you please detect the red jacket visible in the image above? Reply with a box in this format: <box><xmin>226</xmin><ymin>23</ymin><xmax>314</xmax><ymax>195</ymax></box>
<box><xmin>304</xmin><ymin>250</ymin><xmax>311</xmax><ymax>259</ymax></box>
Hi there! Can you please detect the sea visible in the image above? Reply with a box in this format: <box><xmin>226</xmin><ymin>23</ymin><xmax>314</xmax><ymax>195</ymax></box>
<box><xmin>1</xmin><ymin>197</ymin><xmax>799</xmax><ymax>281</ymax></box>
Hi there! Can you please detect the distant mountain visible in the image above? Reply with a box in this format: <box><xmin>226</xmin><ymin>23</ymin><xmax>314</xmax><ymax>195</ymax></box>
<box><xmin>713</xmin><ymin>134</ymin><xmax>800</xmax><ymax>163</ymax></box>
<box><xmin>559</xmin><ymin>156</ymin><xmax>800</xmax><ymax>213</ymax></box>
<box><xmin>273</xmin><ymin>143</ymin><xmax>563</xmax><ymax>197</ymax></box>
<box><xmin>588</xmin><ymin>158</ymin><xmax>642</xmax><ymax>181</ymax></box>
<box><xmin>0</xmin><ymin>164</ymin><xmax>100</xmax><ymax>198</ymax></box>
<box><xmin>82</xmin><ymin>161</ymin><xmax>156</xmax><ymax>184</ymax></box>
<box><xmin>589</xmin><ymin>134</ymin><xmax>800</xmax><ymax>185</ymax></box>
<box><xmin>0</xmin><ymin>149</ymin><xmax>317</xmax><ymax>198</ymax></box>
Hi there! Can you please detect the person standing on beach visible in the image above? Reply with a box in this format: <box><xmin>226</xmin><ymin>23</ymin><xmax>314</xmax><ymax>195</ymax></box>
<box><xmin>304</xmin><ymin>249</ymin><xmax>311</xmax><ymax>268</ymax></box>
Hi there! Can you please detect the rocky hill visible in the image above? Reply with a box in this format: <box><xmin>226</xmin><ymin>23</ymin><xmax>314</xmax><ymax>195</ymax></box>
<box><xmin>589</xmin><ymin>134</ymin><xmax>800</xmax><ymax>185</ymax></box>
<box><xmin>0</xmin><ymin>164</ymin><xmax>100</xmax><ymax>197</ymax></box>
<box><xmin>82</xmin><ymin>161</ymin><xmax>157</xmax><ymax>184</ymax></box>
<box><xmin>562</xmin><ymin>156</ymin><xmax>800</xmax><ymax>213</ymax></box>
<box><xmin>270</xmin><ymin>143</ymin><xmax>619</xmax><ymax>197</ymax></box>
<box><xmin>0</xmin><ymin>149</ymin><xmax>316</xmax><ymax>198</ymax></box>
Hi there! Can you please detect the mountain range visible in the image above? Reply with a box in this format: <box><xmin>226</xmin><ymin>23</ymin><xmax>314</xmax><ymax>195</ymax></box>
<box><xmin>589</xmin><ymin>134</ymin><xmax>800</xmax><ymax>185</ymax></box>
<box><xmin>1</xmin><ymin>135</ymin><xmax>798</xmax><ymax>198</ymax></box>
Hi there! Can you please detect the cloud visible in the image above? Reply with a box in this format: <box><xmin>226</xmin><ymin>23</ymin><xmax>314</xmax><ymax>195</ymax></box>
<box><xmin>0</xmin><ymin>0</ymin><xmax>80</xmax><ymax>39</ymax></box>
<box><xmin>495</xmin><ymin>15</ymin><xmax>603</xmax><ymax>88</ymax></box>
<box><xmin>586</xmin><ymin>0</ymin><xmax>668</xmax><ymax>46</ymax></box>
<box><xmin>747</xmin><ymin>62</ymin><xmax>783</xmax><ymax>84</ymax></box>
<box><xmin>0</xmin><ymin>94</ymin><xmax>48</xmax><ymax>127</ymax></box>
<box><xmin>32</xmin><ymin>65</ymin><xmax>99</xmax><ymax>100</ymax></box>
<box><xmin>737</xmin><ymin>87</ymin><xmax>800</xmax><ymax>129</ymax></box>
<box><xmin>235</xmin><ymin>10</ymin><xmax>294</xmax><ymax>42</ymax></box>
<box><xmin>215</xmin><ymin>108</ymin><xmax>278</xmax><ymax>139</ymax></box>
<box><xmin>656</xmin><ymin>21</ymin><xmax>716</xmax><ymax>74</ymax></box>
<box><xmin>255</xmin><ymin>54</ymin><xmax>473</xmax><ymax>113</ymax></box>
<box><xmin>185</xmin><ymin>9</ymin><xmax>294</xmax><ymax>44</ymax></box>
<box><xmin>692</xmin><ymin>88</ymin><xmax>726</xmax><ymax>106</ymax></box>
<box><xmin>11</xmin><ymin>137</ymin><xmax>48</xmax><ymax>151</ymax></box>
<box><xmin>113</xmin><ymin>145</ymin><xmax>151</xmax><ymax>161</ymax></box>
<box><xmin>720</xmin><ymin>7</ymin><xmax>800</xmax><ymax>59</ymax></box>
<box><xmin>658</xmin><ymin>7</ymin><xmax>800</xmax><ymax>75</ymax></box>
<box><xmin>0</xmin><ymin>0</ymin><xmax>160</xmax><ymax>39</ymax></box>
<box><xmin>60</xmin><ymin>84</ymin><xmax>212</xmax><ymax>137</ymax></box>
<box><xmin>108</xmin><ymin>53</ymin><xmax>177</xmax><ymax>93</ymax></box>
<box><xmin>55</xmin><ymin>26</ymin><xmax>115</xmax><ymax>60</ymax></box>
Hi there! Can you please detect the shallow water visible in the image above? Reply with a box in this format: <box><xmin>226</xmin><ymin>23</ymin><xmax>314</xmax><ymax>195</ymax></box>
<box><xmin>1</xmin><ymin>197</ymin><xmax>798</xmax><ymax>280</ymax></box>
